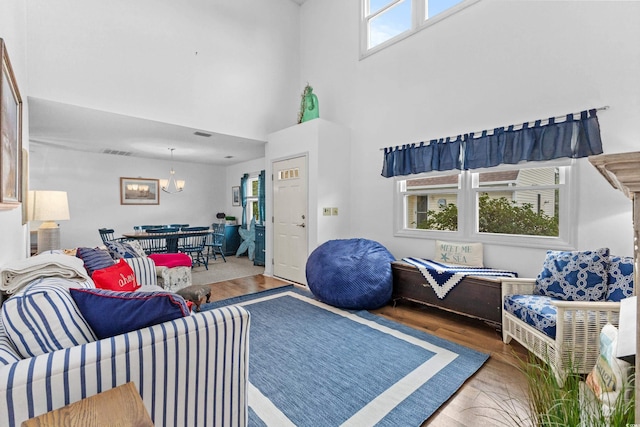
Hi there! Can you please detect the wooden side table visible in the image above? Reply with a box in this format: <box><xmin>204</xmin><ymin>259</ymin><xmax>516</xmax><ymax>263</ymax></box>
<box><xmin>21</xmin><ymin>382</ymin><xmax>153</xmax><ymax>427</ymax></box>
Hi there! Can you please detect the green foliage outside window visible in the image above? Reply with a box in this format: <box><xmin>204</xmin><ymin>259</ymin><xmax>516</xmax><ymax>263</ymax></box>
<box><xmin>418</xmin><ymin>202</ymin><xmax>458</xmax><ymax>231</ymax></box>
<box><xmin>417</xmin><ymin>193</ymin><xmax>558</xmax><ymax>236</ymax></box>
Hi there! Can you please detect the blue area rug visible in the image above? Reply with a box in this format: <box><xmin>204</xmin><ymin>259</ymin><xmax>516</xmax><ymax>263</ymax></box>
<box><xmin>201</xmin><ymin>286</ymin><xmax>489</xmax><ymax>426</ymax></box>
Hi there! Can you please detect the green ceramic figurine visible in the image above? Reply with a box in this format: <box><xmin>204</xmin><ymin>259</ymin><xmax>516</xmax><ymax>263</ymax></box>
<box><xmin>298</xmin><ymin>84</ymin><xmax>319</xmax><ymax>123</ymax></box>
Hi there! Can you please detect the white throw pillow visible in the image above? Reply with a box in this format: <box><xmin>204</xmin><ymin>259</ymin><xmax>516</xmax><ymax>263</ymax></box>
<box><xmin>434</xmin><ymin>240</ymin><xmax>484</xmax><ymax>267</ymax></box>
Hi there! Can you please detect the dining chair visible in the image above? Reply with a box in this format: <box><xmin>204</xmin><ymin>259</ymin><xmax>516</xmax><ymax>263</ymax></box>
<box><xmin>140</xmin><ymin>225</ymin><xmax>165</xmax><ymax>230</ymax></box>
<box><xmin>137</xmin><ymin>235</ymin><xmax>169</xmax><ymax>255</ymax></box>
<box><xmin>169</xmin><ymin>224</ymin><xmax>189</xmax><ymax>230</ymax></box>
<box><xmin>98</xmin><ymin>228</ymin><xmax>126</xmax><ymax>244</ymax></box>
<box><xmin>205</xmin><ymin>223</ymin><xmax>226</xmax><ymax>263</ymax></box>
<box><xmin>146</xmin><ymin>227</ymin><xmax>179</xmax><ymax>233</ymax></box>
<box><xmin>177</xmin><ymin>230</ymin><xmax>209</xmax><ymax>269</ymax></box>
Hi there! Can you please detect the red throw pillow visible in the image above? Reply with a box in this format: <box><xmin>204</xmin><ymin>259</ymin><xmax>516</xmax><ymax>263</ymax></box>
<box><xmin>92</xmin><ymin>259</ymin><xmax>140</xmax><ymax>292</ymax></box>
<box><xmin>148</xmin><ymin>253</ymin><xmax>192</xmax><ymax>268</ymax></box>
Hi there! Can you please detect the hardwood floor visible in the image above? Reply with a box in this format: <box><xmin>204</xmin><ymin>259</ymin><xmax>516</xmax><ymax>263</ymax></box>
<box><xmin>204</xmin><ymin>274</ymin><xmax>531</xmax><ymax>427</ymax></box>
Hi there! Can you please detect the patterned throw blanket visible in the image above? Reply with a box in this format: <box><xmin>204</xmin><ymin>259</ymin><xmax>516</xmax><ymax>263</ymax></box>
<box><xmin>402</xmin><ymin>257</ymin><xmax>518</xmax><ymax>299</ymax></box>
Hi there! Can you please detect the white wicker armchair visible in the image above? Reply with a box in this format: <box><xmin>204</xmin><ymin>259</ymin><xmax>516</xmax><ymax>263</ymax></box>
<box><xmin>501</xmin><ymin>277</ymin><xmax>622</xmax><ymax>383</ymax></box>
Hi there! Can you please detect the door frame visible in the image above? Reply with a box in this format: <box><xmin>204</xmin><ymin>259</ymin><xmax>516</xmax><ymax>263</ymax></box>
<box><xmin>265</xmin><ymin>152</ymin><xmax>310</xmax><ymax>280</ymax></box>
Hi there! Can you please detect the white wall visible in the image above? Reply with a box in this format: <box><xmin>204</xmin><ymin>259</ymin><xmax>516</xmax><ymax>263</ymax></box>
<box><xmin>29</xmin><ymin>146</ymin><xmax>225</xmax><ymax>249</ymax></box>
<box><xmin>25</xmin><ymin>0</ymin><xmax>302</xmax><ymax>141</ymax></box>
<box><xmin>299</xmin><ymin>0</ymin><xmax>640</xmax><ymax>277</ymax></box>
<box><xmin>0</xmin><ymin>1</ymin><xmax>29</xmax><ymax>263</ymax></box>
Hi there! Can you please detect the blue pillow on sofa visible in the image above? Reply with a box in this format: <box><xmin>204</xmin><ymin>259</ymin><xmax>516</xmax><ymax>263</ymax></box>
<box><xmin>76</xmin><ymin>247</ymin><xmax>114</xmax><ymax>276</ymax></box>
<box><xmin>70</xmin><ymin>288</ymin><xmax>190</xmax><ymax>339</ymax></box>
<box><xmin>534</xmin><ymin>248</ymin><xmax>609</xmax><ymax>301</ymax></box>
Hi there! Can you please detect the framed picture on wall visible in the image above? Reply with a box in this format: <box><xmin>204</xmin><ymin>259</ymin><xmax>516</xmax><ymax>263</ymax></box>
<box><xmin>0</xmin><ymin>38</ymin><xmax>23</xmax><ymax>210</ymax></box>
<box><xmin>120</xmin><ymin>177</ymin><xmax>160</xmax><ymax>205</ymax></box>
<box><xmin>232</xmin><ymin>186</ymin><xmax>240</xmax><ymax>206</ymax></box>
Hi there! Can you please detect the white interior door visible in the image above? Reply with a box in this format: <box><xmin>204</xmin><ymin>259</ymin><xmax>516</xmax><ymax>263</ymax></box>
<box><xmin>272</xmin><ymin>156</ymin><xmax>308</xmax><ymax>284</ymax></box>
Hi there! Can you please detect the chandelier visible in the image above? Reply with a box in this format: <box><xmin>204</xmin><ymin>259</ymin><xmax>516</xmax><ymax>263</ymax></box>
<box><xmin>160</xmin><ymin>148</ymin><xmax>185</xmax><ymax>193</ymax></box>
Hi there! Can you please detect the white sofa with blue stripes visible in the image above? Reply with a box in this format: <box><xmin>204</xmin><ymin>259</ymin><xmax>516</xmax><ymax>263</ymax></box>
<box><xmin>0</xmin><ymin>273</ymin><xmax>250</xmax><ymax>426</ymax></box>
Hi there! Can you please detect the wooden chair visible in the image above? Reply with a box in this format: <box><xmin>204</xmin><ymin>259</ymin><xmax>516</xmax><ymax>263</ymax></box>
<box><xmin>137</xmin><ymin>234</ymin><xmax>169</xmax><ymax>255</ymax></box>
<box><xmin>178</xmin><ymin>228</ymin><xmax>209</xmax><ymax>269</ymax></box>
<box><xmin>98</xmin><ymin>228</ymin><xmax>125</xmax><ymax>244</ymax></box>
<box><xmin>169</xmin><ymin>224</ymin><xmax>189</xmax><ymax>230</ymax></box>
<box><xmin>205</xmin><ymin>223</ymin><xmax>227</xmax><ymax>264</ymax></box>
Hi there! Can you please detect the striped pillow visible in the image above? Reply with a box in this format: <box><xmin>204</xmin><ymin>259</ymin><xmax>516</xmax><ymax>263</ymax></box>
<box><xmin>1</xmin><ymin>278</ymin><xmax>97</xmax><ymax>358</ymax></box>
<box><xmin>76</xmin><ymin>247</ymin><xmax>115</xmax><ymax>276</ymax></box>
<box><xmin>0</xmin><ymin>317</ymin><xmax>21</xmax><ymax>365</ymax></box>
<box><xmin>124</xmin><ymin>257</ymin><xmax>158</xmax><ymax>287</ymax></box>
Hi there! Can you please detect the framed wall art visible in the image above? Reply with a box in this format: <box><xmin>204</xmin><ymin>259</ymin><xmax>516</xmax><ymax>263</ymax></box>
<box><xmin>232</xmin><ymin>186</ymin><xmax>240</xmax><ymax>206</ymax></box>
<box><xmin>0</xmin><ymin>38</ymin><xmax>23</xmax><ymax>210</ymax></box>
<box><xmin>120</xmin><ymin>177</ymin><xmax>160</xmax><ymax>205</ymax></box>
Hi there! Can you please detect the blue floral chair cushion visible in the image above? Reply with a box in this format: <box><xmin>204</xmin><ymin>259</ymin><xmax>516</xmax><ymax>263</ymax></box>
<box><xmin>504</xmin><ymin>294</ymin><xmax>558</xmax><ymax>338</ymax></box>
<box><xmin>606</xmin><ymin>255</ymin><xmax>634</xmax><ymax>302</ymax></box>
<box><xmin>534</xmin><ymin>248</ymin><xmax>610</xmax><ymax>301</ymax></box>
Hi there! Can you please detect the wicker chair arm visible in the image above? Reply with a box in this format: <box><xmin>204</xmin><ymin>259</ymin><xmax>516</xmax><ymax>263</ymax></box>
<box><xmin>501</xmin><ymin>277</ymin><xmax>536</xmax><ymax>296</ymax></box>
<box><xmin>550</xmin><ymin>300</ymin><xmax>621</xmax><ymax>310</ymax></box>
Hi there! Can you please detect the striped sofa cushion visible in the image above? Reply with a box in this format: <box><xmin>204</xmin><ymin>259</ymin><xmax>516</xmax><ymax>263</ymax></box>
<box><xmin>1</xmin><ymin>278</ymin><xmax>97</xmax><ymax>358</ymax></box>
<box><xmin>0</xmin><ymin>317</ymin><xmax>20</xmax><ymax>365</ymax></box>
<box><xmin>123</xmin><ymin>257</ymin><xmax>158</xmax><ymax>287</ymax></box>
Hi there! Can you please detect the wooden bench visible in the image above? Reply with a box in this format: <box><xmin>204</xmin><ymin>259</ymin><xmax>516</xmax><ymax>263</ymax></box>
<box><xmin>391</xmin><ymin>260</ymin><xmax>503</xmax><ymax>329</ymax></box>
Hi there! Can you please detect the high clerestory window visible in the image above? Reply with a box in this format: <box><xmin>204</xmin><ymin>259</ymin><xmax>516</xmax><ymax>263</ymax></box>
<box><xmin>361</xmin><ymin>0</ymin><xmax>480</xmax><ymax>57</ymax></box>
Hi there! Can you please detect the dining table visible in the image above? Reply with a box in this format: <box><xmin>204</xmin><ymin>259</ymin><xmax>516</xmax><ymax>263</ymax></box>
<box><xmin>122</xmin><ymin>229</ymin><xmax>211</xmax><ymax>254</ymax></box>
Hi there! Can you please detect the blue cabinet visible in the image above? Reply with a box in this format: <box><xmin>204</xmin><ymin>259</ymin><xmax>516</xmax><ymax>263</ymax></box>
<box><xmin>223</xmin><ymin>225</ymin><xmax>241</xmax><ymax>256</ymax></box>
<box><xmin>254</xmin><ymin>225</ymin><xmax>265</xmax><ymax>266</ymax></box>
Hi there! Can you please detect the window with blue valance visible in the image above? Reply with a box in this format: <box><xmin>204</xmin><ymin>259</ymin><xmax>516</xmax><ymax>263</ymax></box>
<box><xmin>381</xmin><ymin>109</ymin><xmax>603</xmax><ymax>178</ymax></box>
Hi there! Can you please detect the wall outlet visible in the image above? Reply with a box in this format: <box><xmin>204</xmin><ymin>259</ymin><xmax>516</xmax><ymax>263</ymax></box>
<box><xmin>331</xmin><ymin>207</ymin><xmax>338</xmax><ymax>216</ymax></box>
<box><xmin>323</xmin><ymin>207</ymin><xmax>331</xmax><ymax>216</ymax></box>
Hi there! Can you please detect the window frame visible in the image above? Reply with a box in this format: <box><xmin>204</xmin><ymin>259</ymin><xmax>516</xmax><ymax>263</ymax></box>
<box><xmin>360</xmin><ymin>0</ymin><xmax>481</xmax><ymax>59</ymax></box>
<box><xmin>245</xmin><ymin>175</ymin><xmax>260</xmax><ymax>226</ymax></box>
<box><xmin>394</xmin><ymin>159</ymin><xmax>577</xmax><ymax>249</ymax></box>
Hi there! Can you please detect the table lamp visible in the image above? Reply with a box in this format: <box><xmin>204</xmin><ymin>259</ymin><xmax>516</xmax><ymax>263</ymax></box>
<box><xmin>29</xmin><ymin>190</ymin><xmax>70</xmax><ymax>253</ymax></box>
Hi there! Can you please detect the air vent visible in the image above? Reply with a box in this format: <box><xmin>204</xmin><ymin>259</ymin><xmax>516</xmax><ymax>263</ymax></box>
<box><xmin>194</xmin><ymin>131</ymin><xmax>212</xmax><ymax>137</ymax></box>
<box><xmin>102</xmin><ymin>149</ymin><xmax>133</xmax><ymax>156</ymax></box>
<box><xmin>224</xmin><ymin>155</ymin><xmax>234</xmax><ymax>159</ymax></box>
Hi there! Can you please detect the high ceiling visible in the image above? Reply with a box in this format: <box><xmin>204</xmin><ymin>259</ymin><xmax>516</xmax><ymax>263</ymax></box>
<box><xmin>28</xmin><ymin>0</ymin><xmax>309</xmax><ymax>166</ymax></box>
<box><xmin>28</xmin><ymin>98</ymin><xmax>266</xmax><ymax>166</ymax></box>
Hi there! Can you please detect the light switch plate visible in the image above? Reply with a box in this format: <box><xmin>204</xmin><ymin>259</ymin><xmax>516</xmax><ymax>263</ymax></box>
<box><xmin>331</xmin><ymin>207</ymin><xmax>338</xmax><ymax>216</ymax></box>
<box><xmin>323</xmin><ymin>207</ymin><xmax>331</xmax><ymax>216</ymax></box>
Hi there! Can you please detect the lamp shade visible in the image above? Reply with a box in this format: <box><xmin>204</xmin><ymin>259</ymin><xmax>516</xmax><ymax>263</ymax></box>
<box><xmin>29</xmin><ymin>191</ymin><xmax>70</xmax><ymax>222</ymax></box>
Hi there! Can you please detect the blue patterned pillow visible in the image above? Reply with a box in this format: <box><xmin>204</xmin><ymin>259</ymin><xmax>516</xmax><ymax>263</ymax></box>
<box><xmin>534</xmin><ymin>248</ymin><xmax>610</xmax><ymax>301</ymax></box>
<box><xmin>76</xmin><ymin>247</ymin><xmax>114</xmax><ymax>276</ymax></box>
<box><xmin>104</xmin><ymin>241</ymin><xmax>141</xmax><ymax>259</ymax></box>
<box><xmin>70</xmin><ymin>288</ymin><xmax>190</xmax><ymax>339</ymax></box>
<box><xmin>1</xmin><ymin>278</ymin><xmax>97</xmax><ymax>358</ymax></box>
<box><xmin>606</xmin><ymin>255</ymin><xmax>634</xmax><ymax>302</ymax></box>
